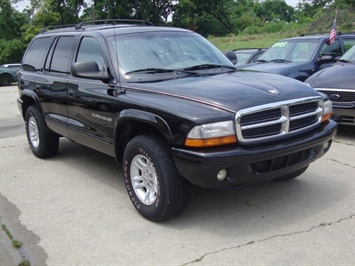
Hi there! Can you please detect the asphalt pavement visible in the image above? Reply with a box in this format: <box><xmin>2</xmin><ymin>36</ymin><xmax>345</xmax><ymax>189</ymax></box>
<box><xmin>1</xmin><ymin>85</ymin><xmax>354</xmax><ymax>265</ymax></box>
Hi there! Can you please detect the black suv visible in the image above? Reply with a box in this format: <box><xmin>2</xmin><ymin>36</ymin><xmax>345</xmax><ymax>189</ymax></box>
<box><xmin>305</xmin><ymin>45</ymin><xmax>355</xmax><ymax>126</ymax></box>
<box><xmin>238</xmin><ymin>33</ymin><xmax>355</xmax><ymax>81</ymax></box>
<box><xmin>17</xmin><ymin>20</ymin><xmax>337</xmax><ymax>222</ymax></box>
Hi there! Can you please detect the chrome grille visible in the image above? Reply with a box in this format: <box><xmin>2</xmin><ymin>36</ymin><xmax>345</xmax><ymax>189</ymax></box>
<box><xmin>236</xmin><ymin>97</ymin><xmax>323</xmax><ymax>143</ymax></box>
<box><xmin>316</xmin><ymin>89</ymin><xmax>355</xmax><ymax>103</ymax></box>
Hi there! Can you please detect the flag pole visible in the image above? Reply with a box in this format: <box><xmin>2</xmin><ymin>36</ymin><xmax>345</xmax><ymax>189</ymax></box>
<box><xmin>329</xmin><ymin>9</ymin><xmax>337</xmax><ymax>44</ymax></box>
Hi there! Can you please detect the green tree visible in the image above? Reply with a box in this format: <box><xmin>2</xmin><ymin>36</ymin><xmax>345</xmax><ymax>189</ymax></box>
<box><xmin>0</xmin><ymin>0</ymin><xmax>29</xmax><ymax>63</ymax></box>
<box><xmin>256</xmin><ymin>0</ymin><xmax>294</xmax><ymax>22</ymax></box>
<box><xmin>81</xmin><ymin>0</ymin><xmax>173</xmax><ymax>24</ymax></box>
<box><xmin>173</xmin><ymin>0</ymin><xmax>235</xmax><ymax>35</ymax></box>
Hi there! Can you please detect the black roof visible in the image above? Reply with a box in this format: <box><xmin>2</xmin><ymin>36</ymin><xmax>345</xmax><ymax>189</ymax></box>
<box><xmin>281</xmin><ymin>32</ymin><xmax>355</xmax><ymax>41</ymax></box>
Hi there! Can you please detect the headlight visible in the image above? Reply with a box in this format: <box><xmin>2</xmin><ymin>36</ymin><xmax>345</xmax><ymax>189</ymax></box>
<box><xmin>321</xmin><ymin>100</ymin><xmax>332</xmax><ymax>122</ymax></box>
<box><xmin>185</xmin><ymin>121</ymin><xmax>237</xmax><ymax>147</ymax></box>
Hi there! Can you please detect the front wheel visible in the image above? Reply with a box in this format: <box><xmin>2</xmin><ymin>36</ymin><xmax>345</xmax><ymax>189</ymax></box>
<box><xmin>123</xmin><ymin>134</ymin><xmax>190</xmax><ymax>222</ymax></box>
<box><xmin>25</xmin><ymin>106</ymin><xmax>59</xmax><ymax>158</ymax></box>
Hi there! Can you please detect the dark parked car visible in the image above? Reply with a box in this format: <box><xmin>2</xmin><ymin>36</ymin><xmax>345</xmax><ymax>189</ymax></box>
<box><xmin>238</xmin><ymin>33</ymin><xmax>355</xmax><ymax>81</ymax></box>
<box><xmin>306</xmin><ymin>45</ymin><xmax>355</xmax><ymax>126</ymax></box>
<box><xmin>233</xmin><ymin>48</ymin><xmax>266</xmax><ymax>66</ymax></box>
<box><xmin>0</xmin><ymin>64</ymin><xmax>19</xmax><ymax>86</ymax></box>
<box><xmin>17</xmin><ymin>20</ymin><xmax>337</xmax><ymax>222</ymax></box>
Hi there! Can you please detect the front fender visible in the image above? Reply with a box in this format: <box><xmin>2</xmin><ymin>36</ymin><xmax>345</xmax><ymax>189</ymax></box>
<box><xmin>114</xmin><ymin>109</ymin><xmax>174</xmax><ymax>162</ymax></box>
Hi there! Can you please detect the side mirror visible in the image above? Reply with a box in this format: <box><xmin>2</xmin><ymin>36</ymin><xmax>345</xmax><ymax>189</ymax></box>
<box><xmin>22</xmin><ymin>64</ymin><xmax>36</xmax><ymax>72</ymax></box>
<box><xmin>318</xmin><ymin>55</ymin><xmax>334</xmax><ymax>64</ymax></box>
<box><xmin>71</xmin><ymin>61</ymin><xmax>110</xmax><ymax>82</ymax></box>
<box><xmin>224</xmin><ymin>51</ymin><xmax>238</xmax><ymax>65</ymax></box>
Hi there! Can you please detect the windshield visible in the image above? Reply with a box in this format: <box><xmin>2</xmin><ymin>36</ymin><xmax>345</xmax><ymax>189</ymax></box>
<box><xmin>340</xmin><ymin>45</ymin><xmax>355</xmax><ymax>63</ymax></box>
<box><xmin>258</xmin><ymin>39</ymin><xmax>319</xmax><ymax>62</ymax></box>
<box><xmin>108</xmin><ymin>31</ymin><xmax>234</xmax><ymax>80</ymax></box>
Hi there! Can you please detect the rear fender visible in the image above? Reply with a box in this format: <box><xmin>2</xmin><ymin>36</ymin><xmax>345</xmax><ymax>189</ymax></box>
<box><xmin>19</xmin><ymin>89</ymin><xmax>44</xmax><ymax>119</ymax></box>
<box><xmin>19</xmin><ymin>90</ymin><xmax>52</xmax><ymax>132</ymax></box>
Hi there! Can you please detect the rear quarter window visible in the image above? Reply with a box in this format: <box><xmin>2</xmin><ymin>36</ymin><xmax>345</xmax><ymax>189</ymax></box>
<box><xmin>22</xmin><ymin>37</ymin><xmax>53</xmax><ymax>72</ymax></box>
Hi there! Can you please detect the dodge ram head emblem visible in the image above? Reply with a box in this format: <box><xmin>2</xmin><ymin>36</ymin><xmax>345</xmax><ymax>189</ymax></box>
<box><xmin>268</xmin><ymin>89</ymin><xmax>280</xmax><ymax>95</ymax></box>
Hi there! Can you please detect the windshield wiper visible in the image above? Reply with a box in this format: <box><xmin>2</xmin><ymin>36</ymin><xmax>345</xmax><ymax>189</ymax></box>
<box><xmin>125</xmin><ymin>68</ymin><xmax>199</xmax><ymax>76</ymax></box>
<box><xmin>183</xmin><ymin>64</ymin><xmax>236</xmax><ymax>71</ymax></box>
<box><xmin>256</xmin><ymin>59</ymin><xmax>269</xmax><ymax>63</ymax></box>
<box><xmin>337</xmin><ymin>59</ymin><xmax>351</xmax><ymax>63</ymax></box>
<box><xmin>125</xmin><ymin>68</ymin><xmax>175</xmax><ymax>74</ymax></box>
<box><xmin>270</xmin><ymin>59</ymin><xmax>291</xmax><ymax>63</ymax></box>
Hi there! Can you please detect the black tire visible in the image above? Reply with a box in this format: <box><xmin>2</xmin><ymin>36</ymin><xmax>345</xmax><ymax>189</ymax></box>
<box><xmin>123</xmin><ymin>134</ymin><xmax>190</xmax><ymax>222</ymax></box>
<box><xmin>25</xmin><ymin>106</ymin><xmax>59</xmax><ymax>158</ymax></box>
<box><xmin>274</xmin><ymin>166</ymin><xmax>309</xmax><ymax>182</ymax></box>
<box><xmin>0</xmin><ymin>74</ymin><xmax>13</xmax><ymax>86</ymax></box>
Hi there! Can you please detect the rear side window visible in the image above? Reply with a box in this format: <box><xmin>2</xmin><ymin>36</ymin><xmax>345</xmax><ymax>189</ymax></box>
<box><xmin>48</xmin><ymin>36</ymin><xmax>75</xmax><ymax>74</ymax></box>
<box><xmin>22</xmin><ymin>37</ymin><xmax>53</xmax><ymax>72</ymax></box>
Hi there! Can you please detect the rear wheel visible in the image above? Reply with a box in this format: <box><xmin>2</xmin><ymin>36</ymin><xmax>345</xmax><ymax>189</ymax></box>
<box><xmin>274</xmin><ymin>166</ymin><xmax>308</xmax><ymax>181</ymax></box>
<box><xmin>0</xmin><ymin>74</ymin><xmax>12</xmax><ymax>86</ymax></box>
<box><xmin>123</xmin><ymin>134</ymin><xmax>190</xmax><ymax>222</ymax></box>
<box><xmin>25</xmin><ymin>106</ymin><xmax>59</xmax><ymax>158</ymax></box>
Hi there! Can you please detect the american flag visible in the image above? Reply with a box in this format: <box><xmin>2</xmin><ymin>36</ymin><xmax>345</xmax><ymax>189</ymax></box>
<box><xmin>329</xmin><ymin>19</ymin><xmax>336</xmax><ymax>44</ymax></box>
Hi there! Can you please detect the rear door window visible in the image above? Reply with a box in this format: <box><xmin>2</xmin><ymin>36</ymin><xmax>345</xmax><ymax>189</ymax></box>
<box><xmin>47</xmin><ymin>36</ymin><xmax>75</xmax><ymax>74</ymax></box>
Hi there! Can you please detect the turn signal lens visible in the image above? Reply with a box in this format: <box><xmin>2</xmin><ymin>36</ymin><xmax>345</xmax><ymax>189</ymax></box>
<box><xmin>185</xmin><ymin>135</ymin><xmax>237</xmax><ymax>147</ymax></box>
<box><xmin>322</xmin><ymin>100</ymin><xmax>333</xmax><ymax>122</ymax></box>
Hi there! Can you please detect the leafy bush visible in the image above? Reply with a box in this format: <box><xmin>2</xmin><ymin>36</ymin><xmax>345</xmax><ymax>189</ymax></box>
<box><xmin>242</xmin><ymin>26</ymin><xmax>263</xmax><ymax>35</ymax></box>
<box><xmin>263</xmin><ymin>21</ymin><xmax>286</xmax><ymax>33</ymax></box>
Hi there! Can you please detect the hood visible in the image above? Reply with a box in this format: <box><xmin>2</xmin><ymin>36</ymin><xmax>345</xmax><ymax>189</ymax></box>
<box><xmin>124</xmin><ymin>71</ymin><xmax>321</xmax><ymax>113</ymax></box>
<box><xmin>305</xmin><ymin>63</ymin><xmax>355</xmax><ymax>90</ymax></box>
<box><xmin>238</xmin><ymin>62</ymin><xmax>305</xmax><ymax>75</ymax></box>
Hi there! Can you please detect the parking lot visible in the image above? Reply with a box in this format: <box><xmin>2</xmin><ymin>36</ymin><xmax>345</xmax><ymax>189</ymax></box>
<box><xmin>1</xmin><ymin>85</ymin><xmax>354</xmax><ymax>265</ymax></box>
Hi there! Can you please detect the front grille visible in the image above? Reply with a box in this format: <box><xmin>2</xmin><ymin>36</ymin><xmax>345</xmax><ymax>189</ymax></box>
<box><xmin>316</xmin><ymin>89</ymin><xmax>355</xmax><ymax>103</ymax></box>
<box><xmin>251</xmin><ymin>148</ymin><xmax>315</xmax><ymax>174</ymax></box>
<box><xmin>236</xmin><ymin>97</ymin><xmax>323</xmax><ymax>143</ymax></box>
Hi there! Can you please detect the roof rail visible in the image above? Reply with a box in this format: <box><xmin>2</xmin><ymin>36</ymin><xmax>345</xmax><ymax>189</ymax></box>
<box><xmin>74</xmin><ymin>19</ymin><xmax>153</xmax><ymax>30</ymax></box>
<box><xmin>40</xmin><ymin>24</ymin><xmax>77</xmax><ymax>33</ymax></box>
<box><xmin>299</xmin><ymin>31</ymin><xmax>354</xmax><ymax>37</ymax></box>
<box><xmin>299</xmin><ymin>32</ymin><xmax>330</xmax><ymax>37</ymax></box>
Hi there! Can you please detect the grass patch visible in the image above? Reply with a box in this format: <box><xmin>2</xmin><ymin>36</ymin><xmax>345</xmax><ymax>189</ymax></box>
<box><xmin>2</xmin><ymin>224</ymin><xmax>30</xmax><ymax>265</ymax></box>
<box><xmin>1</xmin><ymin>224</ymin><xmax>13</xmax><ymax>239</ymax></box>
<box><xmin>12</xmin><ymin>239</ymin><xmax>23</xmax><ymax>248</ymax></box>
<box><xmin>19</xmin><ymin>259</ymin><xmax>31</xmax><ymax>266</ymax></box>
<box><xmin>208</xmin><ymin>32</ymin><xmax>298</xmax><ymax>51</ymax></box>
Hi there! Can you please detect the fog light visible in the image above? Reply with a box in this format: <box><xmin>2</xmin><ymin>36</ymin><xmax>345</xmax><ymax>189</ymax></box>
<box><xmin>323</xmin><ymin>140</ymin><xmax>331</xmax><ymax>152</ymax></box>
<box><xmin>217</xmin><ymin>169</ymin><xmax>227</xmax><ymax>181</ymax></box>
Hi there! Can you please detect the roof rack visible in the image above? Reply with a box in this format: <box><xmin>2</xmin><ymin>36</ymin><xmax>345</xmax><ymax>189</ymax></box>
<box><xmin>299</xmin><ymin>32</ymin><xmax>331</xmax><ymax>37</ymax></box>
<box><xmin>40</xmin><ymin>24</ymin><xmax>77</xmax><ymax>33</ymax></box>
<box><xmin>74</xmin><ymin>19</ymin><xmax>153</xmax><ymax>30</ymax></box>
<box><xmin>299</xmin><ymin>31</ymin><xmax>354</xmax><ymax>37</ymax></box>
<box><xmin>40</xmin><ymin>19</ymin><xmax>153</xmax><ymax>33</ymax></box>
